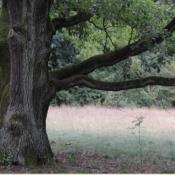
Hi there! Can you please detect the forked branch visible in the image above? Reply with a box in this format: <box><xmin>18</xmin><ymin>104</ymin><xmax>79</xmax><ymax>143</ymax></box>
<box><xmin>51</xmin><ymin>17</ymin><xmax>175</xmax><ymax>80</ymax></box>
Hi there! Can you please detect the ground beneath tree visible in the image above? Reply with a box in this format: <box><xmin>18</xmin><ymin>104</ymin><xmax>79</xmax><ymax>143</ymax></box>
<box><xmin>0</xmin><ymin>106</ymin><xmax>175</xmax><ymax>173</ymax></box>
<box><xmin>0</xmin><ymin>152</ymin><xmax>175</xmax><ymax>173</ymax></box>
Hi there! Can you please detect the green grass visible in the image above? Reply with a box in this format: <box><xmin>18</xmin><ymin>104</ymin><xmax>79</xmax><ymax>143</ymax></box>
<box><xmin>47</xmin><ymin>128</ymin><xmax>175</xmax><ymax>160</ymax></box>
<box><xmin>47</xmin><ymin>106</ymin><xmax>175</xmax><ymax>160</ymax></box>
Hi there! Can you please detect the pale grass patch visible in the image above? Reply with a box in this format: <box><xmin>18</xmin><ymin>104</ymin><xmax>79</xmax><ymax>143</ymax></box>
<box><xmin>46</xmin><ymin>105</ymin><xmax>175</xmax><ymax>158</ymax></box>
<box><xmin>47</xmin><ymin>105</ymin><xmax>175</xmax><ymax>134</ymax></box>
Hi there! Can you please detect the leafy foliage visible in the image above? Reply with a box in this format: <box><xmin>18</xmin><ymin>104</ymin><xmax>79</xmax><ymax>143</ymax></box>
<box><xmin>49</xmin><ymin>33</ymin><xmax>80</xmax><ymax>71</ymax></box>
<box><xmin>49</xmin><ymin>0</ymin><xmax>175</xmax><ymax>107</ymax></box>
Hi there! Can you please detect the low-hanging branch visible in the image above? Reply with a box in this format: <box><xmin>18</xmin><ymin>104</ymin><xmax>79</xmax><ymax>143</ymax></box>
<box><xmin>50</xmin><ymin>17</ymin><xmax>175</xmax><ymax>80</ymax></box>
<box><xmin>52</xmin><ymin>75</ymin><xmax>175</xmax><ymax>91</ymax></box>
<box><xmin>52</xmin><ymin>12</ymin><xmax>92</xmax><ymax>31</ymax></box>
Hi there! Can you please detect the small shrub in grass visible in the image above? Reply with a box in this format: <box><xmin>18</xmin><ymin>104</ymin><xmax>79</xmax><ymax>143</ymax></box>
<box><xmin>68</xmin><ymin>152</ymin><xmax>76</xmax><ymax>165</ymax></box>
<box><xmin>129</xmin><ymin>116</ymin><xmax>144</xmax><ymax>172</ymax></box>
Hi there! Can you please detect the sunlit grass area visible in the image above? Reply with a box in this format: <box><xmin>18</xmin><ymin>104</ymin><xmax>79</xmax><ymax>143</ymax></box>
<box><xmin>47</xmin><ymin>106</ymin><xmax>175</xmax><ymax>160</ymax></box>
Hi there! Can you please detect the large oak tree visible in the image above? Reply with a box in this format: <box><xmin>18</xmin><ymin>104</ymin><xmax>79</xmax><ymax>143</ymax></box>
<box><xmin>0</xmin><ymin>0</ymin><xmax>175</xmax><ymax>165</ymax></box>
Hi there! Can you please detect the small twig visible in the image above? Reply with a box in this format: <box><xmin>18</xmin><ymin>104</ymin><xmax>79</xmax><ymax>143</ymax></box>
<box><xmin>102</xmin><ymin>18</ymin><xmax>116</xmax><ymax>48</ymax></box>
<box><xmin>89</xmin><ymin>19</ymin><xmax>116</xmax><ymax>48</ymax></box>
<box><xmin>128</xmin><ymin>27</ymin><xmax>134</xmax><ymax>45</ymax></box>
<box><xmin>131</xmin><ymin>116</ymin><xmax>144</xmax><ymax>172</ymax></box>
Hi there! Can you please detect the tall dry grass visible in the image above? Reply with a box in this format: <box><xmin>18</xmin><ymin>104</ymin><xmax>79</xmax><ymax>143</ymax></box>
<box><xmin>46</xmin><ymin>105</ymin><xmax>175</xmax><ymax>158</ymax></box>
<box><xmin>47</xmin><ymin>105</ymin><xmax>175</xmax><ymax>133</ymax></box>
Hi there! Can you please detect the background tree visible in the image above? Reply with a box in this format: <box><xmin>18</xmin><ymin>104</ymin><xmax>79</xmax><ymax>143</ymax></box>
<box><xmin>0</xmin><ymin>0</ymin><xmax>175</xmax><ymax>165</ymax></box>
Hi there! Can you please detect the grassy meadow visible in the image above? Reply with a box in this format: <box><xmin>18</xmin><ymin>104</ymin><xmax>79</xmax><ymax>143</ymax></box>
<box><xmin>45</xmin><ymin>105</ymin><xmax>175</xmax><ymax>173</ymax></box>
<box><xmin>1</xmin><ymin>105</ymin><xmax>175</xmax><ymax>173</ymax></box>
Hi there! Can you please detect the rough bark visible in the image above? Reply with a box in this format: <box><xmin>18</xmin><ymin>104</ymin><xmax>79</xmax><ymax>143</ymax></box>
<box><xmin>0</xmin><ymin>0</ymin><xmax>55</xmax><ymax>165</ymax></box>
<box><xmin>0</xmin><ymin>3</ymin><xmax>10</xmax><ymax>128</ymax></box>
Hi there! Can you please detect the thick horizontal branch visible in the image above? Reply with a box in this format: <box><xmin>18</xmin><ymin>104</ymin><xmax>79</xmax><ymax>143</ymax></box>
<box><xmin>52</xmin><ymin>75</ymin><xmax>175</xmax><ymax>91</ymax></box>
<box><xmin>52</xmin><ymin>12</ymin><xmax>92</xmax><ymax>31</ymax></box>
<box><xmin>51</xmin><ymin>17</ymin><xmax>175</xmax><ymax>80</ymax></box>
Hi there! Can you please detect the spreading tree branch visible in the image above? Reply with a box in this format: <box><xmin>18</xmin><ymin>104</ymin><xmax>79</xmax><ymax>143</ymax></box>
<box><xmin>50</xmin><ymin>17</ymin><xmax>175</xmax><ymax>80</ymax></box>
<box><xmin>52</xmin><ymin>12</ymin><xmax>92</xmax><ymax>31</ymax></box>
<box><xmin>52</xmin><ymin>75</ymin><xmax>175</xmax><ymax>91</ymax></box>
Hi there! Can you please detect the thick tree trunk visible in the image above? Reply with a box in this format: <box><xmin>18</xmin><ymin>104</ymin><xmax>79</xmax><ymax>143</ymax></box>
<box><xmin>0</xmin><ymin>4</ymin><xmax>10</xmax><ymax>128</ymax></box>
<box><xmin>0</xmin><ymin>0</ymin><xmax>55</xmax><ymax>165</ymax></box>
